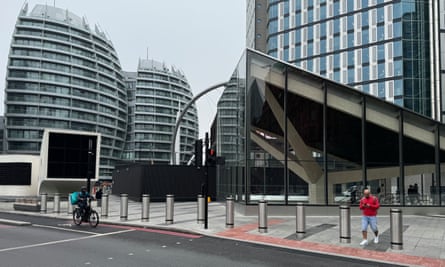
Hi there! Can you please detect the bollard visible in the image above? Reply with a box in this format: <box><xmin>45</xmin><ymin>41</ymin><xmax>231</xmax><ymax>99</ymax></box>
<box><xmin>197</xmin><ymin>195</ymin><xmax>205</xmax><ymax>224</ymax></box>
<box><xmin>141</xmin><ymin>194</ymin><xmax>150</xmax><ymax>222</ymax></box>
<box><xmin>296</xmin><ymin>202</ymin><xmax>305</xmax><ymax>238</ymax></box>
<box><xmin>120</xmin><ymin>193</ymin><xmax>128</xmax><ymax>221</ymax></box>
<box><xmin>40</xmin><ymin>193</ymin><xmax>47</xmax><ymax>214</ymax></box>
<box><xmin>101</xmin><ymin>193</ymin><xmax>109</xmax><ymax>218</ymax></box>
<box><xmin>258</xmin><ymin>199</ymin><xmax>268</xmax><ymax>233</ymax></box>
<box><xmin>166</xmin><ymin>194</ymin><xmax>174</xmax><ymax>224</ymax></box>
<box><xmin>339</xmin><ymin>205</ymin><xmax>351</xmax><ymax>243</ymax></box>
<box><xmin>390</xmin><ymin>208</ymin><xmax>403</xmax><ymax>250</ymax></box>
<box><xmin>67</xmin><ymin>193</ymin><xmax>73</xmax><ymax>215</ymax></box>
<box><xmin>226</xmin><ymin>196</ymin><xmax>235</xmax><ymax>228</ymax></box>
<box><xmin>53</xmin><ymin>193</ymin><xmax>60</xmax><ymax>213</ymax></box>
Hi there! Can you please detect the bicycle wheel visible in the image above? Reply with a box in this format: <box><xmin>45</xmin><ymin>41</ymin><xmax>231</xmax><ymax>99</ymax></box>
<box><xmin>73</xmin><ymin>208</ymin><xmax>82</xmax><ymax>225</ymax></box>
<box><xmin>89</xmin><ymin>210</ymin><xmax>99</xmax><ymax>227</ymax></box>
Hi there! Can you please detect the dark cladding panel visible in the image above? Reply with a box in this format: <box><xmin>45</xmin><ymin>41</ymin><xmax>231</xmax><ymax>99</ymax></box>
<box><xmin>0</xmin><ymin>163</ymin><xmax>31</xmax><ymax>185</ymax></box>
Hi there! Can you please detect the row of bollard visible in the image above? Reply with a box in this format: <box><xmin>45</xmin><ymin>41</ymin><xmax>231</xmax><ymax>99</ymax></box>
<box><xmin>40</xmin><ymin>193</ymin><xmax>403</xmax><ymax>249</ymax></box>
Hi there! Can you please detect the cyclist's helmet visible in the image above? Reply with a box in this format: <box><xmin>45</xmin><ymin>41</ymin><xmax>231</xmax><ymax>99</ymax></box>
<box><xmin>80</xmin><ymin>186</ymin><xmax>87</xmax><ymax>192</ymax></box>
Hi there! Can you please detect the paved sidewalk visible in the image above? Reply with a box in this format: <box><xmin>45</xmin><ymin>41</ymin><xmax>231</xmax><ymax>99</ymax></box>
<box><xmin>1</xmin><ymin>195</ymin><xmax>445</xmax><ymax>267</ymax></box>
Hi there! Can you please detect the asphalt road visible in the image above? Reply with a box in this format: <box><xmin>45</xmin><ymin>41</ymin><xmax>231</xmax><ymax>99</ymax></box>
<box><xmin>0</xmin><ymin>212</ymin><xmax>402</xmax><ymax>267</ymax></box>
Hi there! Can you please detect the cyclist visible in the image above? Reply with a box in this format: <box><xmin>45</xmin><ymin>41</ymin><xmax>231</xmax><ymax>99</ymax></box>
<box><xmin>77</xmin><ymin>186</ymin><xmax>93</xmax><ymax>220</ymax></box>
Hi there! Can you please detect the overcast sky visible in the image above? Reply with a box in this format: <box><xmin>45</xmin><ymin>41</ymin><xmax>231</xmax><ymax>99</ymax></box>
<box><xmin>0</xmin><ymin>0</ymin><xmax>246</xmax><ymax>138</ymax></box>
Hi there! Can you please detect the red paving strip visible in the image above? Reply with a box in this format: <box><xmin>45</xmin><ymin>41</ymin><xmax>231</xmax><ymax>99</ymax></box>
<box><xmin>101</xmin><ymin>224</ymin><xmax>202</xmax><ymax>239</ymax></box>
<box><xmin>217</xmin><ymin>222</ymin><xmax>445</xmax><ymax>267</ymax></box>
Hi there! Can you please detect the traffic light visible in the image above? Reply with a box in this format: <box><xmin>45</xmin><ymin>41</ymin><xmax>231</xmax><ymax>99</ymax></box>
<box><xmin>194</xmin><ymin>139</ymin><xmax>202</xmax><ymax>167</ymax></box>
<box><xmin>206</xmin><ymin>148</ymin><xmax>216</xmax><ymax>166</ymax></box>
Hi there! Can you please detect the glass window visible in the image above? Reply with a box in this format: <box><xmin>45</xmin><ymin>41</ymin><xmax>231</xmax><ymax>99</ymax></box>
<box><xmin>334</xmin><ymin>53</ymin><xmax>340</xmax><ymax>68</ymax></box>
<box><xmin>362</xmin><ymin>10</ymin><xmax>369</xmax><ymax>26</ymax></box>
<box><xmin>320</xmin><ymin>22</ymin><xmax>326</xmax><ymax>37</ymax></box>
<box><xmin>378</xmin><ymin>82</ymin><xmax>385</xmax><ymax>98</ymax></box>
<box><xmin>268</xmin><ymin>36</ymin><xmax>278</xmax><ymax>50</ymax></box>
<box><xmin>378</xmin><ymin>63</ymin><xmax>385</xmax><ymax>79</ymax></box>
<box><xmin>362</xmin><ymin>29</ymin><xmax>369</xmax><ymax>44</ymax></box>
<box><xmin>363</xmin><ymin>65</ymin><xmax>370</xmax><ymax>81</ymax></box>
<box><xmin>334</xmin><ymin>1</ymin><xmax>340</xmax><ymax>16</ymax></box>
<box><xmin>348</xmin><ymin>32</ymin><xmax>354</xmax><ymax>47</ymax></box>
<box><xmin>393</xmin><ymin>22</ymin><xmax>402</xmax><ymax>38</ymax></box>
<box><xmin>394</xmin><ymin>41</ymin><xmax>402</xmax><ymax>57</ymax></box>
<box><xmin>348</xmin><ymin>50</ymin><xmax>354</xmax><ymax>66</ymax></box>
<box><xmin>269</xmin><ymin>20</ymin><xmax>278</xmax><ymax>34</ymax></box>
<box><xmin>378</xmin><ymin>44</ymin><xmax>385</xmax><ymax>61</ymax></box>
<box><xmin>394</xmin><ymin>79</ymin><xmax>403</xmax><ymax>95</ymax></box>
<box><xmin>334</xmin><ymin>36</ymin><xmax>340</xmax><ymax>50</ymax></box>
<box><xmin>308</xmin><ymin>42</ymin><xmax>313</xmax><ymax>56</ymax></box>
<box><xmin>378</xmin><ymin>26</ymin><xmax>385</xmax><ymax>41</ymax></box>
<box><xmin>334</xmin><ymin>18</ymin><xmax>340</xmax><ymax>34</ymax></box>
<box><xmin>320</xmin><ymin>5</ymin><xmax>327</xmax><ymax>19</ymax></box>
<box><xmin>347</xmin><ymin>0</ymin><xmax>354</xmax><ymax>13</ymax></box>
<box><xmin>393</xmin><ymin>3</ymin><xmax>402</xmax><ymax>19</ymax></box>
<box><xmin>308</xmin><ymin>27</ymin><xmax>313</xmax><ymax>41</ymax></box>
<box><xmin>348</xmin><ymin>68</ymin><xmax>355</xmax><ymax>83</ymax></box>
<box><xmin>269</xmin><ymin>3</ymin><xmax>278</xmax><ymax>19</ymax></box>
<box><xmin>394</xmin><ymin>60</ymin><xmax>403</xmax><ymax>76</ymax></box>
<box><xmin>377</xmin><ymin>7</ymin><xmax>385</xmax><ymax>23</ymax></box>
<box><xmin>362</xmin><ymin>48</ymin><xmax>369</xmax><ymax>64</ymax></box>
<box><xmin>320</xmin><ymin>39</ymin><xmax>326</xmax><ymax>54</ymax></box>
<box><xmin>348</xmin><ymin>15</ymin><xmax>354</xmax><ymax>31</ymax></box>
<box><xmin>320</xmin><ymin>56</ymin><xmax>326</xmax><ymax>72</ymax></box>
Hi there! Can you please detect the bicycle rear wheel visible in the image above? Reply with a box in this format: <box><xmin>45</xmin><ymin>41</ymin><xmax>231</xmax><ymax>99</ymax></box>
<box><xmin>73</xmin><ymin>208</ymin><xmax>82</xmax><ymax>225</ymax></box>
<box><xmin>89</xmin><ymin>210</ymin><xmax>99</xmax><ymax>227</ymax></box>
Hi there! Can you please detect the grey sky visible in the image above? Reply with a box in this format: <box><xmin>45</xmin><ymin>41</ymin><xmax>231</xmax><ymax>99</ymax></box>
<box><xmin>0</xmin><ymin>0</ymin><xmax>246</xmax><ymax>138</ymax></box>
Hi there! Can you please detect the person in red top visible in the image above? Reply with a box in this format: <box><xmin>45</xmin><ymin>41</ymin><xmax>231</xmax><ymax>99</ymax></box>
<box><xmin>359</xmin><ymin>188</ymin><xmax>380</xmax><ymax>246</ymax></box>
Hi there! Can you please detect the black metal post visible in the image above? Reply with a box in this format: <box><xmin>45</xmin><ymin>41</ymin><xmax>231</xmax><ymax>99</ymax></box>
<box><xmin>87</xmin><ymin>138</ymin><xmax>93</xmax><ymax>194</ymax></box>
<box><xmin>204</xmin><ymin>132</ymin><xmax>209</xmax><ymax>229</ymax></box>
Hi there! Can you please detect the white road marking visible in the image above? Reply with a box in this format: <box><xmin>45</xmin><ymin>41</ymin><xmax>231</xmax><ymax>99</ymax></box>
<box><xmin>33</xmin><ymin>224</ymin><xmax>97</xmax><ymax>235</ymax></box>
<box><xmin>128</xmin><ymin>252</ymin><xmax>134</xmax><ymax>256</ymax></box>
<box><xmin>0</xmin><ymin>229</ymin><xmax>134</xmax><ymax>253</ymax></box>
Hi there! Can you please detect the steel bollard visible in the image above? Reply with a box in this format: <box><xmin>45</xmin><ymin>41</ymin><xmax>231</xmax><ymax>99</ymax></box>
<box><xmin>226</xmin><ymin>196</ymin><xmax>235</xmax><ymax>228</ymax></box>
<box><xmin>67</xmin><ymin>193</ymin><xmax>73</xmax><ymax>215</ymax></box>
<box><xmin>53</xmin><ymin>193</ymin><xmax>60</xmax><ymax>213</ymax></box>
<box><xmin>390</xmin><ymin>208</ymin><xmax>403</xmax><ymax>250</ymax></box>
<box><xmin>258</xmin><ymin>199</ymin><xmax>268</xmax><ymax>233</ymax></box>
<box><xmin>141</xmin><ymin>194</ymin><xmax>150</xmax><ymax>222</ymax></box>
<box><xmin>197</xmin><ymin>195</ymin><xmax>205</xmax><ymax>224</ymax></box>
<box><xmin>101</xmin><ymin>194</ymin><xmax>109</xmax><ymax>217</ymax></box>
<box><xmin>166</xmin><ymin>194</ymin><xmax>174</xmax><ymax>224</ymax></box>
<box><xmin>339</xmin><ymin>205</ymin><xmax>351</xmax><ymax>243</ymax></box>
<box><xmin>296</xmin><ymin>202</ymin><xmax>305</xmax><ymax>238</ymax></box>
<box><xmin>120</xmin><ymin>193</ymin><xmax>128</xmax><ymax>221</ymax></box>
<box><xmin>40</xmin><ymin>193</ymin><xmax>47</xmax><ymax>214</ymax></box>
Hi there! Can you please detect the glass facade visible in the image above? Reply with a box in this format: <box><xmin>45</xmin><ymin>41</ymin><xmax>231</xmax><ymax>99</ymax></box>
<box><xmin>122</xmin><ymin>60</ymin><xmax>198</xmax><ymax>164</ymax></box>
<box><xmin>265</xmin><ymin>0</ymin><xmax>434</xmax><ymax>118</ymax></box>
<box><xmin>4</xmin><ymin>5</ymin><xmax>127</xmax><ymax>179</ymax></box>
<box><xmin>217</xmin><ymin>49</ymin><xmax>445</xmax><ymax>206</ymax></box>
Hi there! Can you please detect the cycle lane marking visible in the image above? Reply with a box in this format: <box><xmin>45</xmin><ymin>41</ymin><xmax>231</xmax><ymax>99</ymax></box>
<box><xmin>32</xmin><ymin>224</ymin><xmax>98</xmax><ymax>235</ymax></box>
<box><xmin>0</xmin><ymin>229</ymin><xmax>134</xmax><ymax>252</ymax></box>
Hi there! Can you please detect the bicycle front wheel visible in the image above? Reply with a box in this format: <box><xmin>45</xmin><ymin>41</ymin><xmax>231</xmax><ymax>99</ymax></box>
<box><xmin>89</xmin><ymin>210</ymin><xmax>99</xmax><ymax>227</ymax></box>
<box><xmin>73</xmin><ymin>208</ymin><xmax>82</xmax><ymax>225</ymax></box>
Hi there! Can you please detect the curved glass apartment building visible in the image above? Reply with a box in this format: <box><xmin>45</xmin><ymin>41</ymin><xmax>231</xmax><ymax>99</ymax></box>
<box><xmin>4</xmin><ymin>4</ymin><xmax>127</xmax><ymax>179</ymax></box>
<box><xmin>122</xmin><ymin>59</ymin><xmax>198</xmax><ymax>164</ymax></box>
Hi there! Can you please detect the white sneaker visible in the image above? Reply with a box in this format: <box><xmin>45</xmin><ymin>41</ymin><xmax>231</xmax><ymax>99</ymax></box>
<box><xmin>360</xmin><ymin>239</ymin><xmax>368</xmax><ymax>246</ymax></box>
<box><xmin>374</xmin><ymin>236</ymin><xmax>379</xmax><ymax>244</ymax></box>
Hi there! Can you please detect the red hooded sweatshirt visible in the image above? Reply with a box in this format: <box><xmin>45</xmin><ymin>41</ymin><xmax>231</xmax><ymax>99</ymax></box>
<box><xmin>359</xmin><ymin>195</ymin><xmax>380</xmax><ymax>216</ymax></box>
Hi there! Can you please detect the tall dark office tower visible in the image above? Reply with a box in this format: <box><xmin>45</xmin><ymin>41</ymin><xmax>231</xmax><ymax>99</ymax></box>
<box><xmin>4</xmin><ymin>4</ymin><xmax>127</xmax><ymax>179</ymax></box>
<box><xmin>122</xmin><ymin>59</ymin><xmax>198</xmax><ymax>164</ymax></box>
<box><xmin>248</xmin><ymin>0</ymin><xmax>443</xmax><ymax>120</ymax></box>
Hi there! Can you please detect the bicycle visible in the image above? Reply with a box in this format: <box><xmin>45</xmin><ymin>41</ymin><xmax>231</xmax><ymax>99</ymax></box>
<box><xmin>73</xmin><ymin>197</ymin><xmax>99</xmax><ymax>227</ymax></box>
